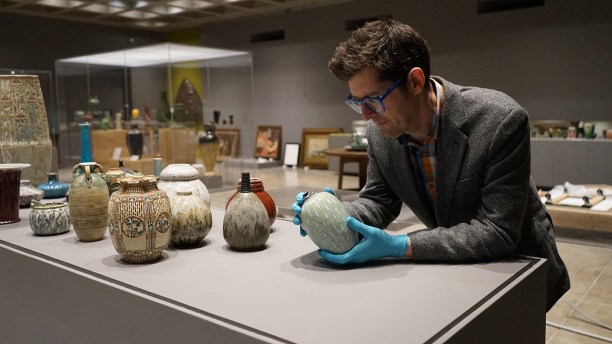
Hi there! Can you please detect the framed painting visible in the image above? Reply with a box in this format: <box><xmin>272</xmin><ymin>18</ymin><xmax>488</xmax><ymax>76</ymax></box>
<box><xmin>216</xmin><ymin>128</ymin><xmax>239</xmax><ymax>161</ymax></box>
<box><xmin>254</xmin><ymin>125</ymin><xmax>282</xmax><ymax>160</ymax></box>
<box><xmin>300</xmin><ymin>128</ymin><xmax>343</xmax><ymax>168</ymax></box>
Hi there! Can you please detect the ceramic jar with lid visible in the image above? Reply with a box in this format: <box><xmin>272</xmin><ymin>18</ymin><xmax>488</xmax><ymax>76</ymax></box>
<box><xmin>19</xmin><ymin>179</ymin><xmax>44</xmax><ymax>207</ymax></box>
<box><xmin>300</xmin><ymin>190</ymin><xmax>358</xmax><ymax>254</ymax></box>
<box><xmin>226</xmin><ymin>177</ymin><xmax>277</xmax><ymax>226</ymax></box>
<box><xmin>169</xmin><ymin>189</ymin><xmax>212</xmax><ymax>246</ymax></box>
<box><xmin>107</xmin><ymin>175</ymin><xmax>171</xmax><ymax>263</ymax></box>
<box><xmin>157</xmin><ymin>163</ymin><xmax>210</xmax><ymax>206</ymax></box>
<box><xmin>29</xmin><ymin>201</ymin><xmax>71</xmax><ymax>236</ymax></box>
<box><xmin>68</xmin><ymin>162</ymin><xmax>109</xmax><ymax>241</ymax></box>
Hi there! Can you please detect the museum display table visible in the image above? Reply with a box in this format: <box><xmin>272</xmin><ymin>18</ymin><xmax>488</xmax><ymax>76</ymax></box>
<box><xmin>0</xmin><ymin>207</ymin><xmax>546</xmax><ymax>343</ymax></box>
<box><xmin>324</xmin><ymin>147</ymin><xmax>368</xmax><ymax>190</ymax></box>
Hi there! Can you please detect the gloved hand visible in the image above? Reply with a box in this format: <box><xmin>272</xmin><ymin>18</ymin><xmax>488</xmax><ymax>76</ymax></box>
<box><xmin>319</xmin><ymin>217</ymin><xmax>408</xmax><ymax>265</ymax></box>
<box><xmin>292</xmin><ymin>187</ymin><xmax>335</xmax><ymax>237</ymax></box>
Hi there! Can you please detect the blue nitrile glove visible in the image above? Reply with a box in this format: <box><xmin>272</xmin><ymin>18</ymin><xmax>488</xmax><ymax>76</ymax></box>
<box><xmin>319</xmin><ymin>217</ymin><xmax>408</xmax><ymax>265</ymax></box>
<box><xmin>292</xmin><ymin>187</ymin><xmax>335</xmax><ymax>237</ymax></box>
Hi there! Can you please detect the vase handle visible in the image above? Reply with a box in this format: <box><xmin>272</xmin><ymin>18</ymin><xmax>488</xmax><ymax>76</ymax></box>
<box><xmin>90</xmin><ymin>163</ymin><xmax>105</xmax><ymax>174</ymax></box>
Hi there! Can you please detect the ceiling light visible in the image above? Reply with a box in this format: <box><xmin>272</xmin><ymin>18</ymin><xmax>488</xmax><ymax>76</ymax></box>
<box><xmin>148</xmin><ymin>5</ymin><xmax>185</xmax><ymax>15</ymax></box>
<box><xmin>80</xmin><ymin>4</ymin><xmax>124</xmax><ymax>14</ymax></box>
<box><xmin>168</xmin><ymin>0</ymin><xmax>215</xmax><ymax>9</ymax></box>
<box><xmin>37</xmin><ymin>0</ymin><xmax>84</xmax><ymax>8</ymax></box>
<box><xmin>118</xmin><ymin>10</ymin><xmax>159</xmax><ymax>19</ymax></box>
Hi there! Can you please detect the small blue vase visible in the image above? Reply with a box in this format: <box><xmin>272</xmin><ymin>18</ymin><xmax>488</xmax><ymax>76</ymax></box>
<box><xmin>79</xmin><ymin>122</ymin><xmax>93</xmax><ymax>163</ymax></box>
<box><xmin>37</xmin><ymin>173</ymin><xmax>69</xmax><ymax>199</ymax></box>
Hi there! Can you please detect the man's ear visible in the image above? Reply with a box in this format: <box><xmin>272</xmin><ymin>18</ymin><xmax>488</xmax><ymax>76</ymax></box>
<box><xmin>407</xmin><ymin>67</ymin><xmax>426</xmax><ymax>94</ymax></box>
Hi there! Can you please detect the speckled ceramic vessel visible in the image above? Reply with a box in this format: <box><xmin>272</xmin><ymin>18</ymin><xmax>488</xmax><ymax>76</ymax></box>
<box><xmin>107</xmin><ymin>175</ymin><xmax>171</xmax><ymax>263</ymax></box>
<box><xmin>19</xmin><ymin>180</ymin><xmax>44</xmax><ymax>208</ymax></box>
<box><xmin>226</xmin><ymin>178</ymin><xmax>277</xmax><ymax>227</ymax></box>
<box><xmin>157</xmin><ymin>164</ymin><xmax>210</xmax><ymax>206</ymax></box>
<box><xmin>29</xmin><ymin>201</ymin><xmax>70</xmax><ymax>236</ymax></box>
<box><xmin>300</xmin><ymin>191</ymin><xmax>358</xmax><ymax>254</ymax></box>
<box><xmin>223</xmin><ymin>172</ymin><xmax>270</xmax><ymax>251</ymax></box>
<box><xmin>169</xmin><ymin>189</ymin><xmax>212</xmax><ymax>246</ymax></box>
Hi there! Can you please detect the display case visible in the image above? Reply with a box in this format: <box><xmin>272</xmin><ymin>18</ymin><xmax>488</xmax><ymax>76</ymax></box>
<box><xmin>55</xmin><ymin>43</ymin><xmax>253</xmax><ymax>174</ymax></box>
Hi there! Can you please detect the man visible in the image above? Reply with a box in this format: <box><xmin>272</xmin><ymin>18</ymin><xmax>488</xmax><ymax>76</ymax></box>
<box><xmin>292</xmin><ymin>19</ymin><xmax>569</xmax><ymax>310</ymax></box>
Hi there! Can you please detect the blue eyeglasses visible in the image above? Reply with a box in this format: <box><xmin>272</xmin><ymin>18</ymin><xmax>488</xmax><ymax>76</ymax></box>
<box><xmin>345</xmin><ymin>75</ymin><xmax>406</xmax><ymax>115</ymax></box>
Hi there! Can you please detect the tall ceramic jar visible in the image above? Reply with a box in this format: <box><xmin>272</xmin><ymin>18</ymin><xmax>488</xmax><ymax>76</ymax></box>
<box><xmin>68</xmin><ymin>162</ymin><xmax>109</xmax><ymax>241</ymax></box>
<box><xmin>107</xmin><ymin>175</ymin><xmax>171</xmax><ymax>263</ymax></box>
<box><xmin>226</xmin><ymin>177</ymin><xmax>277</xmax><ymax>226</ymax></box>
<box><xmin>223</xmin><ymin>172</ymin><xmax>270</xmax><ymax>251</ymax></box>
<box><xmin>157</xmin><ymin>163</ymin><xmax>210</xmax><ymax>206</ymax></box>
<box><xmin>169</xmin><ymin>189</ymin><xmax>212</xmax><ymax>246</ymax></box>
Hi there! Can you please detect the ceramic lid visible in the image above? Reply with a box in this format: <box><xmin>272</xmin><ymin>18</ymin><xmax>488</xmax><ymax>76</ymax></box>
<box><xmin>160</xmin><ymin>164</ymin><xmax>199</xmax><ymax>181</ymax></box>
<box><xmin>0</xmin><ymin>163</ymin><xmax>31</xmax><ymax>170</ymax></box>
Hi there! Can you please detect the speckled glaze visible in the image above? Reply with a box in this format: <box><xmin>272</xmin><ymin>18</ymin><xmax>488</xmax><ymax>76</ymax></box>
<box><xmin>19</xmin><ymin>179</ymin><xmax>44</xmax><ymax>207</ymax></box>
<box><xmin>68</xmin><ymin>162</ymin><xmax>109</xmax><ymax>242</ymax></box>
<box><xmin>223</xmin><ymin>173</ymin><xmax>270</xmax><ymax>251</ymax></box>
<box><xmin>157</xmin><ymin>164</ymin><xmax>210</xmax><ymax>206</ymax></box>
<box><xmin>107</xmin><ymin>175</ymin><xmax>171</xmax><ymax>263</ymax></box>
<box><xmin>29</xmin><ymin>201</ymin><xmax>70</xmax><ymax>236</ymax></box>
<box><xmin>169</xmin><ymin>189</ymin><xmax>212</xmax><ymax>246</ymax></box>
<box><xmin>300</xmin><ymin>191</ymin><xmax>358</xmax><ymax>254</ymax></box>
<box><xmin>226</xmin><ymin>178</ymin><xmax>277</xmax><ymax>227</ymax></box>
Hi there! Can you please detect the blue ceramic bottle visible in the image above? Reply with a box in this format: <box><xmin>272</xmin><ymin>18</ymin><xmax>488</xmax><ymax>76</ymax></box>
<box><xmin>79</xmin><ymin>122</ymin><xmax>93</xmax><ymax>162</ymax></box>
<box><xmin>37</xmin><ymin>172</ymin><xmax>69</xmax><ymax>199</ymax></box>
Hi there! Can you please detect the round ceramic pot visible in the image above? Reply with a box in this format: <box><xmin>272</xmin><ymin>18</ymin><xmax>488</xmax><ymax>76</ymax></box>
<box><xmin>19</xmin><ymin>179</ymin><xmax>44</xmax><ymax>208</ymax></box>
<box><xmin>169</xmin><ymin>189</ymin><xmax>212</xmax><ymax>246</ymax></box>
<box><xmin>300</xmin><ymin>191</ymin><xmax>358</xmax><ymax>254</ymax></box>
<box><xmin>29</xmin><ymin>201</ymin><xmax>71</xmax><ymax>236</ymax></box>
<box><xmin>223</xmin><ymin>173</ymin><xmax>270</xmax><ymax>251</ymax></box>
<box><xmin>37</xmin><ymin>173</ymin><xmax>69</xmax><ymax>199</ymax></box>
<box><xmin>108</xmin><ymin>175</ymin><xmax>171</xmax><ymax>263</ymax></box>
<box><xmin>157</xmin><ymin>164</ymin><xmax>210</xmax><ymax>206</ymax></box>
<box><xmin>227</xmin><ymin>178</ymin><xmax>277</xmax><ymax>227</ymax></box>
<box><xmin>68</xmin><ymin>162</ymin><xmax>109</xmax><ymax>242</ymax></box>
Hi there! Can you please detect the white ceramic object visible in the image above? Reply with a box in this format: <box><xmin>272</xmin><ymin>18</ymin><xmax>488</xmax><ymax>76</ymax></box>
<box><xmin>169</xmin><ymin>189</ymin><xmax>212</xmax><ymax>246</ymax></box>
<box><xmin>157</xmin><ymin>164</ymin><xmax>210</xmax><ymax>206</ymax></box>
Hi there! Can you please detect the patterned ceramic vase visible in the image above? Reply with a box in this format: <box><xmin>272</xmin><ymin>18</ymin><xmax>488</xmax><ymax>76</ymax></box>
<box><xmin>69</xmin><ymin>162</ymin><xmax>109</xmax><ymax>241</ymax></box>
<box><xmin>37</xmin><ymin>172</ymin><xmax>69</xmax><ymax>199</ymax></box>
<box><xmin>169</xmin><ymin>189</ymin><xmax>212</xmax><ymax>246</ymax></box>
<box><xmin>157</xmin><ymin>163</ymin><xmax>210</xmax><ymax>206</ymax></box>
<box><xmin>226</xmin><ymin>177</ymin><xmax>277</xmax><ymax>227</ymax></box>
<box><xmin>107</xmin><ymin>175</ymin><xmax>171</xmax><ymax>263</ymax></box>
<box><xmin>19</xmin><ymin>179</ymin><xmax>44</xmax><ymax>207</ymax></box>
<box><xmin>300</xmin><ymin>191</ymin><xmax>358</xmax><ymax>254</ymax></box>
<box><xmin>29</xmin><ymin>201</ymin><xmax>71</xmax><ymax>236</ymax></box>
<box><xmin>223</xmin><ymin>172</ymin><xmax>270</xmax><ymax>251</ymax></box>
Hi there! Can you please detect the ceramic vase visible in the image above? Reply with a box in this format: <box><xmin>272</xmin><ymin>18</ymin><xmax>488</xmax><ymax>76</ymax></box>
<box><xmin>0</xmin><ymin>163</ymin><xmax>30</xmax><ymax>224</ymax></box>
<box><xmin>223</xmin><ymin>172</ymin><xmax>270</xmax><ymax>251</ymax></box>
<box><xmin>126</xmin><ymin>124</ymin><xmax>144</xmax><ymax>158</ymax></box>
<box><xmin>37</xmin><ymin>172</ymin><xmax>69</xmax><ymax>199</ymax></box>
<box><xmin>157</xmin><ymin>163</ymin><xmax>210</xmax><ymax>206</ymax></box>
<box><xmin>169</xmin><ymin>189</ymin><xmax>212</xmax><ymax>246</ymax></box>
<box><xmin>226</xmin><ymin>177</ymin><xmax>277</xmax><ymax>227</ymax></box>
<box><xmin>69</xmin><ymin>162</ymin><xmax>109</xmax><ymax>241</ymax></box>
<box><xmin>300</xmin><ymin>191</ymin><xmax>358</xmax><ymax>254</ymax></box>
<box><xmin>19</xmin><ymin>179</ymin><xmax>44</xmax><ymax>207</ymax></box>
<box><xmin>198</xmin><ymin>123</ymin><xmax>220</xmax><ymax>176</ymax></box>
<box><xmin>104</xmin><ymin>160</ymin><xmax>133</xmax><ymax>195</ymax></box>
<box><xmin>78</xmin><ymin>123</ymin><xmax>93</xmax><ymax>163</ymax></box>
<box><xmin>29</xmin><ymin>201</ymin><xmax>71</xmax><ymax>236</ymax></box>
<box><xmin>0</xmin><ymin>75</ymin><xmax>52</xmax><ymax>186</ymax></box>
<box><xmin>107</xmin><ymin>175</ymin><xmax>171</xmax><ymax>263</ymax></box>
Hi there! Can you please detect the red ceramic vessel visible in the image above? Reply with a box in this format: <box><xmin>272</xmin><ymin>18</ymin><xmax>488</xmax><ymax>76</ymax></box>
<box><xmin>226</xmin><ymin>178</ymin><xmax>277</xmax><ymax>226</ymax></box>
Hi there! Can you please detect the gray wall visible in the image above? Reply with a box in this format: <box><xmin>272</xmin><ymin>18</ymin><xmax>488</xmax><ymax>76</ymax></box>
<box><xmin>197</xmin><ymin>0</ymin><xmax>612</xmax><ymax>154</ymax></box>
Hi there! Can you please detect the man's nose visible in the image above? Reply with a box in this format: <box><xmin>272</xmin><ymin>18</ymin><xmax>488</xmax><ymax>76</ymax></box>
<box><xmin>361</xmin><ymin>104</ymin><xmax>375</xmax><ymax>120</ymax></box>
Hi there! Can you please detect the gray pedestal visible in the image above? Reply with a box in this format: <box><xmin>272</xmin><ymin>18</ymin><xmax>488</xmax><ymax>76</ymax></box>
<box><xmin>199</xmin><ymin>175</ymin><xmax>223</xmax><ymax>189</ymax></box>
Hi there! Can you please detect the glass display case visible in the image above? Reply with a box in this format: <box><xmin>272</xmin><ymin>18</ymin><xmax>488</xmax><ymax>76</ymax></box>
<box><xmin>55</xmin><ymin>43</ymin><xmax>253</xmax><ymax>174</ymax></box>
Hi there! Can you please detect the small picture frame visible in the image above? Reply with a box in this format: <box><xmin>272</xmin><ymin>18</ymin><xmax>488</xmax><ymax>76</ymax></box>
<box><xmin>254</xmin><ymin>125</ymin><xmax>282</xmax><ymax>160</ymax></box>
<box><xmin>216</xmin><ymin>128</ymin><xmax>240</xmax><ymax>161</ymax></box>
<box><xmin>300</xmin><ymin>128</ymin><xmax>343</xmax><ymax>168</ymax></box>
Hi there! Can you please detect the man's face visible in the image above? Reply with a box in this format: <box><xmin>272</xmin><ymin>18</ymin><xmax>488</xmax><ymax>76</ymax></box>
<box><xmin>347</xmin><ymin>67</ymin><xmax>417</xmax><ymax>138</ymax></box>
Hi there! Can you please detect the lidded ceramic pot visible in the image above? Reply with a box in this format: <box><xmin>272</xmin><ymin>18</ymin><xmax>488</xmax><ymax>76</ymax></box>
<box><xmin>19</xmin><ymin>179</ymin><xmax>44</xmax><ymax>207</ymax></box>
<box><xmin>68</xmin><ymin>162</ymin><xmax>109</xmax><ymax>242</ymax></box>
<box><xmin>169</xmin><ymin>189</ymin><xmax>212</xmax><ymax>246</ymax></box>
<box><xmin>226</xmin><ymin>177</ymin><xmax>277</xmax><ymax>227</ymax></box>
<box><xmin>223</xmin><ymin>172</ymin><xmax>270</xmax><ymax>251</ymax></box>
<box><xmin>300</xmin><ymin>191</ymin><xmax>358</xmax><ymax>254</ymax></box>
<box><xmin>37</xmin><ymin>172</ymin><xmax>69</xmax><ymax>199</ymax></box>
<box><xmin>107</xmin><ymin>175</ymin><xmax>171</xmax><ymax>263</ymax></box>
<box><xmin>157</xmin><ymin>164</ymin><xmax>210</xmax><ymax>206</ymax></box>
<box><xmin>29</xmin><ymin>201</ymin><xmax>71</xmax><ymax>236</ymax></box>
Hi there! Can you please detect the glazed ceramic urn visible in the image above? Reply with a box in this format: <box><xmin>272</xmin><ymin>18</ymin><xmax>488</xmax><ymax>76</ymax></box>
<box><xmin>223</xmin><ymin>172</ymin><xmax>270</xmax><ymax>251</ymax></box>
<box><xmin>107</xmin><ymin>175</ymin><xmax>171</xmax><ymax>263</ymax></box>
<box><xmin>29</xmin><ymin>201</ymin><xmax>71</xmax><ymax>236</ymax></box>
<box><xmin>300</xmin><ymin>191</ymin><xmax>358</xmax><ymax>254</ymax></box>
<box><xmin>169</xmin><ymin>189</ymin><xmax>212</xmax><ymax>246</ymax></box>
<box><xmin>226</xmin><ymin>177</ymin><xmax>277</xmax><ymax>227</ymax></box>
<box><xmin>37</xmin><ymin>172</ymin><xmax>69</xmax><ymax>199</ymax></box>
<box><xmin>68</xmin><ymin>162</ymin><xmax>109</xmax><ymax>242</ymax></box>
<box><xmin>157</xmin><ymin>163</ymin><xmax>210</xmax><ymax>206</ymax></box>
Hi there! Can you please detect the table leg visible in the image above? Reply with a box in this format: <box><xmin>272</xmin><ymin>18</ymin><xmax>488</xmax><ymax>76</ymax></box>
<box><xmin>338</xmin><ymin>157</ymin><xmax>344</xmax><ymax>190</ymax></box>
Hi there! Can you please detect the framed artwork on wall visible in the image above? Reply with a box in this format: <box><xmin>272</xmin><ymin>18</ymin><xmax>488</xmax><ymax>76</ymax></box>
<box><xmin>216</xmin><ymin>128</ymin><xmax>239</xmax><ymax>161</ymax></box>
<box><xmin>254</xmin><ymin>125</ymin><xmax>282</xmax><ymax>160</ymax></box>
<box><xmin>300</xmin><ymin>128</ymin><xmax>343</xmax><ymax>168</ymax></box>
<box><xmin>283</xmin><ymin>143</ymin><xmax>300</xmax><ymax>167</ymax></box>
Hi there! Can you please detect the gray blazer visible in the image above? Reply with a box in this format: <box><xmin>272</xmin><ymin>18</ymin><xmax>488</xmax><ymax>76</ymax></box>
<box><xmin>344</xmin><ymin>77</ymin><xmax>570</xmax><ymax>310</ymax></box>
